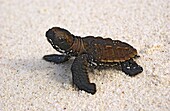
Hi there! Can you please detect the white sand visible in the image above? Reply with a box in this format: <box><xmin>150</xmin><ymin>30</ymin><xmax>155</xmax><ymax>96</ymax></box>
<box><xmin>0</xmin><ymin>0</ymin><xmax>169</xmax><ymax>111</ymax></box>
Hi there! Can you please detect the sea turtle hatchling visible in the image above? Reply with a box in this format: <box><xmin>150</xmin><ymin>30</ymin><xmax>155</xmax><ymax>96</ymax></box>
<box><xmin>43</xmin><ymin>27</ymin><xmax>143</xmax><ymax>94</ymax></box>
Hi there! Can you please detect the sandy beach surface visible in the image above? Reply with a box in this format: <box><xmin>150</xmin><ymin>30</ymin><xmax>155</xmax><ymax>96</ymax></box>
<box><xmin>0</xmin><ymin>0</ymin><xmax>169</xmax><ymax>111</ymax></box>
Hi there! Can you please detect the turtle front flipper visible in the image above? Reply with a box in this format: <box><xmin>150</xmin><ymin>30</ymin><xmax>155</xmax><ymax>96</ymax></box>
<box><xmin>71</xmin><ymin>54</ymin><xmax>96</xmax><ymax>94</ymax></box>
<box><xmin>43</xmin><ymin>54</ymin><xmax>70</xmax><ymax>64</ymax></box>
<box><xmin>121</xmin><ymin>59</ymin><xmax>143</xmax><ymax>76</ymax></box>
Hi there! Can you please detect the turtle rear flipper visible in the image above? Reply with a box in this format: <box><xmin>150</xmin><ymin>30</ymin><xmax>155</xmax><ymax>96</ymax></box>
<box><xmin>121</xmin><ymin>59</ymin><xmax>143</xmax><ymax>76</ymax></box>
<box><xmin>43</xmin><ymin>54</ymin><xmax>70</xmax><ymax>64</ymax></box>
<box><xmin>71</xmin><ymin>54</ymin><xmax>96</xmax><ymax>94</ymax></box>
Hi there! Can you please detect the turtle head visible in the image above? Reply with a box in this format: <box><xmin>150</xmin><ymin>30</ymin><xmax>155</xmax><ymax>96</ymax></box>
<box><xmin>45</xmin><ymin>27</ymin><xmax>74</xmax><ymax>53</ymax></box>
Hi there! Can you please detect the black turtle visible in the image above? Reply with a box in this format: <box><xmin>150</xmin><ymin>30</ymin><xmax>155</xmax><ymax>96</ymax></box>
<box><xmin>43</xmin><ymin>27</ymin><xmax>143</xmax><ymax>94</ymax></box>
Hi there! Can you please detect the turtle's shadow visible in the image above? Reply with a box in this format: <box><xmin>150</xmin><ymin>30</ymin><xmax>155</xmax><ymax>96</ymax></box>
<box><xmin>8</xmin><ymin>57</ymin><xmax>74</xmax><ymax>85</ymax></box>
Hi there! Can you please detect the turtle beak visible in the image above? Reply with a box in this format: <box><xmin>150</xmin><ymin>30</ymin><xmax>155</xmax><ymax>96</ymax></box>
<box><xmin>46</xmin><ymin>29</ymin><xmax>55</xmax><ymax>40</ymax></box>
<box><xmin>45</xmin><ymin>29</ymin><xmax>57</xmax><ymax>47</ymax></box>
<box><xmin>46</xmin><ymin>29</ymin><xmax>54</xmax><ymax>45</ymax></box>
<box><xmin>45</xmin><ymin>29</ymin><xmax>65</xmax><ymax>53</ymax></box>
<box><xmin>45</xmin><ymin>29</ymin><xmax>58</xmax><ymax>49</ymax></box>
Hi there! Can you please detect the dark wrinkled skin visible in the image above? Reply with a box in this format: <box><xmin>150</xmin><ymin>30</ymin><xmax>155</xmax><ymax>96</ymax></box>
<box><xmin>43</xmin><ymin>27</ymin><xmax>143</xmax><ymax>94</ymax></box>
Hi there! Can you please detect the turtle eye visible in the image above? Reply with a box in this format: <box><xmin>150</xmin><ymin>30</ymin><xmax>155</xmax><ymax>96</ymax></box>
<box><xmin>59</xmin><ymin>37</ymin><xmax>65</xmax><ymax>42</ymax></box>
